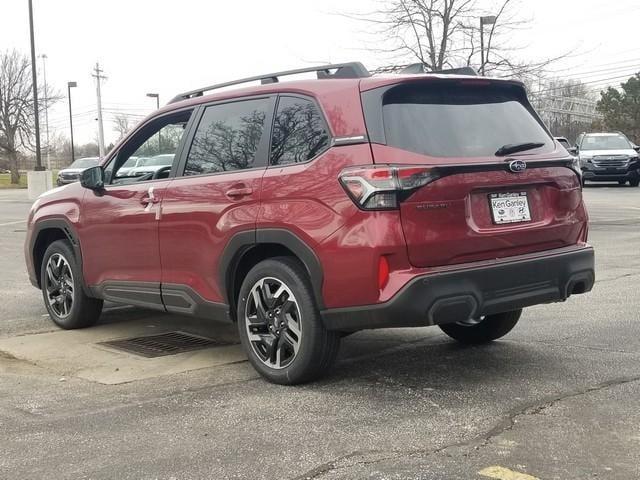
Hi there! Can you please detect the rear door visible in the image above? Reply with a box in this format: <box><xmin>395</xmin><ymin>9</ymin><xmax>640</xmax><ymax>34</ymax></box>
<box><xmin>362</xmin><ymin>79</ymin><xmax>587</xmax><ymax>268</ymax></box>
<box><xmin>159</xmin><ymin>96</ymin><xmax>275</xmax><ymax>312</ymax></box>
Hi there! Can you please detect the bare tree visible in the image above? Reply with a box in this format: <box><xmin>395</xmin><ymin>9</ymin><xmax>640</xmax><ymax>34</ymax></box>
<box><xmin>0</xmin><ymin>50</ymin><xmax>59</xmax><ymax>184</ymax></box>
<box><xmin>0</xmin><ymin>51</ymin><xmax>34</xmax><ymax>184</ymax></box>
<box><xmin>112</xmin><ymin>114</ymin><xmax>132</xmax><ymax>141</ymax></box>
<box><xmin>352</xmin><ymin>0</ymin><xmax>567</xmax><ymax>78</ymax></box>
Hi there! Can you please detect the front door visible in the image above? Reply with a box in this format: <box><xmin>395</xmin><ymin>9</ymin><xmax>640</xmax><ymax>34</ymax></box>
<box><xmin>79</xmin><ymin>109</ymin><xmax>194</xmax><ymax>308</ymax></box>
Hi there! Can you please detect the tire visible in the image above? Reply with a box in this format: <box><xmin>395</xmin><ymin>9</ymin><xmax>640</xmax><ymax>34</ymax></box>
<box><xmin>439</xmin><ymin>309</ymin><xmax>522</xmax><ymax>345</ymax></box>
<box><xmin>629</xmin><ymin>179</ymin><xmax>640</xmax><ymax>187</ymax></box>
<box><xmin>236</xmin><ymin>257</ymin><xmax>340</xmax><ymax>385</ymax></box>
<box><xmin>40</xmin><ymin>240</ymin><xmax>103</xmax><ymax>329</ymax></box>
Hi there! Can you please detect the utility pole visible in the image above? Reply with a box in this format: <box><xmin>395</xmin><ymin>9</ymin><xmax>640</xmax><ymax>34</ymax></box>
<box><xmin>67</xmin><ymin>82</ymin><xmax>77</xmax><ymax>163</ymax></box>
<box><xmin>92</xmin><ymin>63</ymin><xmax>107</xmax><ymax>158</ymax></box>
<box><xmin>40</xmin><ymin>54</ymin><xmax>50</xmax><ymax>169</ymax></box>
<box><xmin>28</xmin><ymin>0</ymin><xmax>43</xmax><ymax>171</ymax></box>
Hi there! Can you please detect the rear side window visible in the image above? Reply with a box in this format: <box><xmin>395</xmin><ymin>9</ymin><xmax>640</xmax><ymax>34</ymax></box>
<box><xmin>270</xmin><ymin>96</ymin><xmax>329</xmax><ymax>166</ymax></box>
<box><xmin>184</xmin><ymin>98</ymin><xmax>270</xmax><ymax>175</ymax></box>
<box><xmin>382</xmin><ymin>83</ymin><xmax>552</xmax><ymax>158</ymax></box>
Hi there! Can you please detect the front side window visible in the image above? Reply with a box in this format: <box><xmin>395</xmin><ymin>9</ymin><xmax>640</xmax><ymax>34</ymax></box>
<box><xmin>270</xmin><ymin>96</ymin><xmax>329</xmax><ymax>166</ymax></box>
<box><xmin>109</xmin><ymin>110</ymin><xmax>192</xmax><ymax>183</ymax></box>
<box><xmin>382</xmin><ymin>83</ymin><xmax>552</xmax><ymax>158</ymax></box>
<box><xmin>183</xmin><ymin>98</ymin><xmax>270</xmax><ymax>176</ymax></box>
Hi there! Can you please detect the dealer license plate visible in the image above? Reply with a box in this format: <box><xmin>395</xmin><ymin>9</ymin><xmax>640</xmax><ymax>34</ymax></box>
<box><xmin>489</xmin><ymin>192</ymin><xmax>531</xmax><ymax>224</ymax></box>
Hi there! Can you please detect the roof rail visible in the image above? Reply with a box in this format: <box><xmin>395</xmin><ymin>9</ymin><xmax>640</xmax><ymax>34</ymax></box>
<box><xmin>169</xmin><ymin>62</ymin><xmax>371</xmax><ymax>104</ymax></box>
<box><xmin>400</xmin><ymin>63</ymin><xmax>478</xmax><ymax>76</ymax></box>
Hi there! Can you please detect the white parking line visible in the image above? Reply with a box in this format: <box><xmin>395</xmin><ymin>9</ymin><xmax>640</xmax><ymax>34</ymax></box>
<box><xmin>0</xmin><ymin>220</ymin><xmax>26</xmax><ymax>227</ymax></box>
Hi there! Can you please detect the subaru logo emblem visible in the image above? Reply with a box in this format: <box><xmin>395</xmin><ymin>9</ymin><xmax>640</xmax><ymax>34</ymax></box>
<box><xmin>508</xmin><ymin>160</ymin><xmax>527</xmax><ymax>173</ymax></box>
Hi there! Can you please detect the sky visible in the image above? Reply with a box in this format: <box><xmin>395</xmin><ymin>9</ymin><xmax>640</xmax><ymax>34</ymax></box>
<box><xmin>2</xmin><ymin>0</ymin><xmax>639</xmax><ymax>147</ymax></box>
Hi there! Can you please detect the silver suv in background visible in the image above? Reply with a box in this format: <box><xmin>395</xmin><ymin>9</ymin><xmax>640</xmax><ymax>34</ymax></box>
<box><xmin>574</xmin><ymin>133</ymin><xmax>640</xmax><ymax>186</ymax></box>
<box><xmin>56</xmin><ymin>157</ymin><xmax>100</xmax><ymax>186</ymax></box>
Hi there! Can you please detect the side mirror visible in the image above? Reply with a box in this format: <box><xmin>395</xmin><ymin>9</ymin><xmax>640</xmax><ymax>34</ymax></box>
<box><xmin>568</xmin><ymin>147</ymin><xmax>578</xmax><ymax>155</ymax></box>
<box><xmin>634</xmin><ymin>145</ymin><xmax>640</xmax><ymax>153</ymax></box>
<box><xmin>80</xmin><ymin>166</ymin><xmax>105</xmax><ymax>190</ymax></box>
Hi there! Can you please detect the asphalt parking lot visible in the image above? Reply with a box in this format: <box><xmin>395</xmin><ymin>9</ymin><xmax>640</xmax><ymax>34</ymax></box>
<box><xmin>1</xmin><ymin>185</ymin><xmax>639</xmax><ymax>480</ymax></box>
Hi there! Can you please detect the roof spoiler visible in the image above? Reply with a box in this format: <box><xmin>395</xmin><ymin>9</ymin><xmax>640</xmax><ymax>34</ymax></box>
<box><xmin>400</xmin><ymin>64</ymin><xmax>478</xmax><ymax>76</ymax></box>
<box><xmin>169</xmin><ymin>62</ymin><xmax>371</xmax><ymax>104</ymax></box>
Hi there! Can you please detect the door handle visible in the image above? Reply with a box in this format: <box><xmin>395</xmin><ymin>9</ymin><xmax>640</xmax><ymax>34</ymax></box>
<box><xmin>225</xmin><ymin>186</ymin><xmax>253</xmax><ymax>198</ymax></box>
<box><xmin>140</xmin><ymin>186</ymin><xmax>159</xmax><ymax>206</ymax></box>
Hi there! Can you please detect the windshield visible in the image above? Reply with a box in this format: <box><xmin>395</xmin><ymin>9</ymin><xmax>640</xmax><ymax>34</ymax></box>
<box><xmin>140</xmin><ymin>155</ymin><xmax>173</xmax><ymax>166</ymax></box>
<box><xmin>580</xmin><ymin>135</ymin><xmax>631</xmax><ymax>151</ymax></box>
<box><xmin>69</xmin><ymin>157</ymin><xmax>98</xmax><ymax>168</ymax></box>
<box><xmin>382</xmin><ymin>83</ymin><xmax>551</xmax><ymax>158</ymax></box>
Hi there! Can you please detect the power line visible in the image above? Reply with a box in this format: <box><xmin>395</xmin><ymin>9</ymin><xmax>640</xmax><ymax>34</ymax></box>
<box><xmin>536</xmin><ymin>73</ymin><xmax>635</xmax><ymax>95</ymax></box>
<box><xmin>559</xmin><ymin>64</ymin><xmax>640</xmax><ymax>81</ymax></box>
<box><xmin>547</xmin><ymin>55</ymin><xmax>640</xmax><ymax>75</ymax></box>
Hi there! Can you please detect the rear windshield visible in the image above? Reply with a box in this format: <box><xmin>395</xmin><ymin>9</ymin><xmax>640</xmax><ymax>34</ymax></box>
<box><xmin>382</xmin><ymin>83</ymin><xmax>552</xmax><ymax>158</ymax></box>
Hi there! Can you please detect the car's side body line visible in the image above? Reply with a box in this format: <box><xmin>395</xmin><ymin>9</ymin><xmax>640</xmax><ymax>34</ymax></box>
<box><xmin>87</xmin><ymin>281</ymin><xmax>232</xmax><ymax>323</ymax></box>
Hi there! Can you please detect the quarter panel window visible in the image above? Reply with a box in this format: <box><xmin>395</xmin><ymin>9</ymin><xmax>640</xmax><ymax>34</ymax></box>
<box><xmin>184</xmin><ymin>98</ymin><xmax>270</xmax><ymax>175</ymax></box>
<box><xmin>270</xmin><ymin>96</ymin><xmax>329</xmax><ymax>166</ymax></box>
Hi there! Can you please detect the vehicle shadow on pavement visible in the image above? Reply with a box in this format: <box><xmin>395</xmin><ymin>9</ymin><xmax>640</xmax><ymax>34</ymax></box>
<box><xmin>327</xmin><ymin>333</ymin><xmax>568</xmax><ymax>395</ymax></box>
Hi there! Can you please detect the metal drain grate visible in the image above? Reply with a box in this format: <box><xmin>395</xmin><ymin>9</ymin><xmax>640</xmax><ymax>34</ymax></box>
<box><xmin>99</xmin><ymin>331</ymin><xmax>235</xmax><ymax>358</ymax></box>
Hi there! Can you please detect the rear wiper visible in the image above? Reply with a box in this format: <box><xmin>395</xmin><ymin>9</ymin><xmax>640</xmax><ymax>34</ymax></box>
<box><xmin>495</xmin><ymin>142</ymin><xmax>545</xmax><ymax>156</ymax></box>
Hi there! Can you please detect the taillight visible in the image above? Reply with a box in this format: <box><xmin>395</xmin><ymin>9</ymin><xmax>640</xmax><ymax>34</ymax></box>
<box><xmin>339</xmin><ymin>165</ymin><xmax>440</xmax><ymax>210</ymax></box>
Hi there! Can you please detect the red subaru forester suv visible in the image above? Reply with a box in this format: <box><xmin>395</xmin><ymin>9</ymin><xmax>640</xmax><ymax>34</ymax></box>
<box><xmin>25</xmin><ymin>62</ymin><xmax>594</xmax><ymax>384</ymax></box>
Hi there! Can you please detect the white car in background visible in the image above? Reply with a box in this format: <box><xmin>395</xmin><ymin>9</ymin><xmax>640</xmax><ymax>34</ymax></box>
<box><xmin>127</xmin><ymin>154</ymin><xmax>175</xmax><ymax>178</ymax></box>
<box><xmin>554</xmin><ymin>136</ymin><xmax>574</xmax><ymax>156</ymax></box>
<box><xmin>113</xmin><ymin>156</ymin><xmax>140</xmax><ymax>177</ymax></box>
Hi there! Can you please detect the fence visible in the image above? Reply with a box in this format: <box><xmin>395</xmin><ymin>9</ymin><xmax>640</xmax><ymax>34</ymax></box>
<box><xmin>17</xmin><ymin>155</ymin><xmax>79</xmax><ymax>171</ymax></box>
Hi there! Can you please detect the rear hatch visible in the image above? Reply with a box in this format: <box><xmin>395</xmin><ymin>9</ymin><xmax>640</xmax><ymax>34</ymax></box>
<box><xmin>360</xmin><ymin>77</ymin><xmax>586</xmax><ymax>268</ymax></box>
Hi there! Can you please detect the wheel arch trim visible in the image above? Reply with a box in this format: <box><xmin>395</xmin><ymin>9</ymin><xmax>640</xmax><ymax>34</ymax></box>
<box><xmin>219</xmin><ymin>228</ymin><xmax>325</xmax><ymax>312</ymax></box>
<box><xmin>30</xmin><ymin>218</ymin><xmax>92</xmax><ymax>296</ymax></box>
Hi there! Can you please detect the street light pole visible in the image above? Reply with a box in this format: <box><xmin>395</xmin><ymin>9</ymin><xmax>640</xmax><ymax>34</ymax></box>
<box><xmin>28</xmin><ymin>0</ymin><xmax>43</xmax><ymax>171</ymax></box>
<box><xmin>479</xmin><ymin>15</ymin><xmax>497</xmax><ymax>76</ymax></box>
<box><xmin>40</xmin><ymin>53</ymin><xmax>50</xmax><ymax>169</ymax></box>
<box><xmin>67</xmin><ymin>82</ymin><xmax>77</xmax><ymax>164</ymax></box>
<box><xmin>480</xmin><ymin>20</ymin><xmax>485</xmax><ymax>75</ymax></box>
<box><xmin>146</xmin><ymin>92</ymin><xmax>160</xmax><ymax>110</ymax></box>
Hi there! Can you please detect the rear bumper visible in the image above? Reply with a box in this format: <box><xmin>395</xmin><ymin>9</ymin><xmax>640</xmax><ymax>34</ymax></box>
<box><xmin>321</xmin><ymin>246</ymin><xmax>595</xmax><ymax>331</ymax></box>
